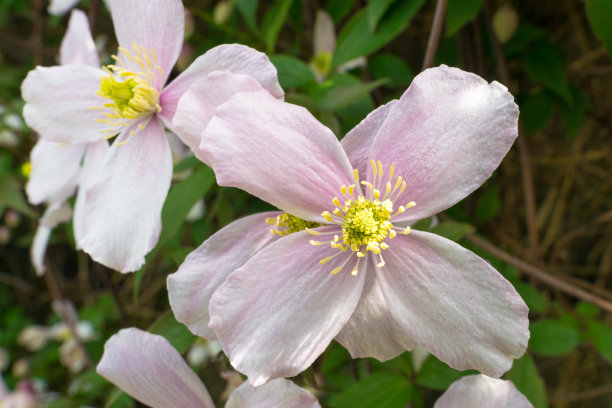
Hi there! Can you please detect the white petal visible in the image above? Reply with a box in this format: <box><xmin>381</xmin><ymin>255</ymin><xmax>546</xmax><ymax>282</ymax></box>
<box><xmin>434</xmin><ymin>374</ymin><xmax>533</xmax><ymax>408</ymax></box>
<box><xmin>226</xmin><ymin>378</ymin><xmax>321</xmax><ymax>408</ymax></box>
<box><xmin>60</xmin><ymin>10</ymin><xmax>99</xmax><ymax>66</ymax></box>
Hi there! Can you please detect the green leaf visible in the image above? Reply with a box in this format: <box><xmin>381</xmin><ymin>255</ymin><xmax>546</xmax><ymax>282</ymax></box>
<box><xmin>529</xmin><ymin>319</ymin><xmax>581</xmax><ymax>356</ymax></box>
<box><xmin>261</xmin><ymin>0</ymin><xmax>293</xmax><ymax>53</ymax></box>
<box><xmin>235</xmin><ymin>0</ymin><xmax>259</xmax><ymax>33</ymax></box>
<box><xmin>514</xmin><ymin>281</ymin><xmax>547</xmax><ymax>313</ymax></box>
<box><xmin>587</xmin><ymin>320</ymin><xmax>612</xmax><ymax>364</ymax></box>
<box><xmin>0</xmin><ymin>174</ymin><xmax>35</xmax><ymax>217</ymax></box>
<box><xmin>576</xmin><ymin>301</ymin><xmax>601</xmax><ymax>318</ymax></box>
<box><xmin>519</xmin><ymin>90</ymin><xmax>556</xmax><ymax>134</ymax></box>
<box><xmin>430</xmin><ymin>221</ymin><xmax>474</xmax><ymax>242</ymax></box>
<box><xmin>416</xmin><ymin>355</ymin><xmax>475</xmax><ymax>390</ymax></box>
<box><xmin>561</xmin><ymin>85</ymin><xmax>589</xmax><ymax>138</ymax></box>
<box><xmin>445</xmin><ymin>0</ymin><xmax>484</xmax><ymax>36</ymax></box>
<box><xmin>326</xmin><ymin>0</ymin><xmax>358</xmax><ymax>23</ymax></box>
<box><xmin>328</xmin><ymin>372</ymin><xmax>413</xmax><ymax>408</ymax></box>
<box><xmin>506</xmin><ymin>354</ymin><xmax>548</xmax><ymax>408</ymax></box>
<box><xmin>368</xmin><ymin>53</ymin><xmax>413</xmax><ymax>86</ymax></box>
<box><xmin>586</xmin><ymin>0</ymin><xmax>612</xmax><ymax>59</ymax></box>
<box><xmin>367</xmin><ymin>0</ymin><xmax>396</xmax><ymax>32</ymax></box>
<box><xmin>270</xmin><ymin>54</ymin><xmax>317</xmax><ymax>89</ymax></box>
<box><xmin>321</xmin><ymin>78</ymin><xmax>387</xmax><ymax>111</ymax></box>
<box><xmin>333</xmin><ymin>0</ymin><xmax>425</xmax><ymax>68</ymax></box>
<box><xmin>503</xmin><ymin>24</ymin><xmax>547</xmax><ymax>57</ymax></box>
<box><xmin>475</xmin><ymin>185</ymin><xmax>501</xmax><ymax>222</ymax></box>
<box><xmin>523</xmin><ymin>43</ymin><xmax>572</xmax><ymax>104</ymax></box>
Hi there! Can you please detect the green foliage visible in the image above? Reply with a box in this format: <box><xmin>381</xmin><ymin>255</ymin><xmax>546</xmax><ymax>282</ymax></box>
<box><xmin>328</xmin><ymin>372</ymin><xmax>413</xmax><ymax>408</ymax></box>
<box><xmin>367</xmin><ymin>0</ymin><xmax>396</xmax><ymax>33</ymax></box>
<box><xmin>529</xmin><ymin>320</ymin><xmax>582</xmax><ymax>356</ymax></box>
<box><xmin>270</xmin><ymin>54</ymin><xmax>317</xmax><ymax>89</ymax></box>
<box><xmin>430</xmin><ymin>221</ymin><xmax>474</xmax><ymax>242</ymax></box>
<box><xmin>0</xmin><ymin>174</ymin><xmax>35</xmax><ymax>217</ymax></box>
<box><xmin>585</xmin><ymin>0</ymin><xmax>612</xmax><ymax>59</ymax></box>
<box><xmin>261</xmin><ymin>0</ymin><xmax>294</xmax><ymax>53</ymax></box>
<box><xmin>586</xmin><ymin>320</ymin><xmax>612</xmax><ymax>365</ymax></box>
<box><xmin>475</xmin><ymin>185</ymin><xmax>501</xmax><ymax>222</ymax></box>
<box><xmin>416</xmin><ymin>355</ymin><xmax>476</xmax><ymax>390</ymax></box>
<box><xmin>445</xmin><ymin>0</ymin><xmax>484</xmax><ymax>37</ymax></box>
<box><xmin>523</xmin><ymin>43</ymin><xmax>572</xmax><ymax>104</ymax></box>
<box><xmin>519</xmin><ymin>90</ymin><xmax>556</xmax><ymax>134</ymax></box>
<box><xmin>506</xmin><ymin>354</ymin><xmax>548</xmax><ymax>408</ymax></box>
<box><xmin>368</xmin><ymin>54</ymin><xmax>414</xmax><ymax>86</ymax></box>
<box><xmin>235</xmin><ymin>0</ymin><xmax>259</xmax><ymax>33</ymax></box>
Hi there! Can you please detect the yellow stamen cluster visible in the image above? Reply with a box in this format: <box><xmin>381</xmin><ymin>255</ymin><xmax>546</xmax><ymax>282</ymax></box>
<box><xmin>266</xmin><ymin>213</ymin><xmax>321</xmax><ymax>236</ymax></box>
<box><xmin>91</xmin><ymin>43</ymin><xmax>163</xmax><ymax>141</ymax></box>
<box><xmin>311</xmin><ymin>159</ymin><xmax>416</xmax><ymax>276</ymax></box>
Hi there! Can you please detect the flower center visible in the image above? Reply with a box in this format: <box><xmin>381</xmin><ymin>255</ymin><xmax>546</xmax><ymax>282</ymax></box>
<box><xmin>266</xmin><ymin>212</ymin><xmax>321</xmax><ymax>236</ymax></box>
<box><xmin>310</xmin><ymin>159</ymin><xmax>415</xmax><ymax>275</ymax></box>
<box><xmin>92</xmin><ymin>43</ymin><xmax>163</xmax><ymax>140</ymax></box>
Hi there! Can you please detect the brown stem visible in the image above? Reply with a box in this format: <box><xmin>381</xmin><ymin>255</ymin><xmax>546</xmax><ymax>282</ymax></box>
<box><xmin>32</xmin><ymin>0</ymin><xmax>44</xmax><ymax>65</ymax></box>
<box><xmin>421</xmin><ymin>0</ymin><xmax>448</xmax><ymax>70</ymax></box>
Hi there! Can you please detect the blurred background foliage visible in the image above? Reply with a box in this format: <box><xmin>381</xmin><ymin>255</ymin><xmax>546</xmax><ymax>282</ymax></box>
<box><xmin>1</xmin><ymin>0</ymin><xmax>612</xmax><ymax>407</ymax></box>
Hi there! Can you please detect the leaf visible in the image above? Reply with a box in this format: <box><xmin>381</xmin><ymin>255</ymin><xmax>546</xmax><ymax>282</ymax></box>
<box><xmin>368</xmin><ymin>53</ymin><xmax>413</xmax><ymax>86</ymax></box>
<box><xmin>416</xmin><ymin>355</ymin><xmax>475</xmax><ymax>390</ymax></box>
<box><xmin>585</xmin><ymin>0</ymin><xmax>612</xmax><ymax>59</ymax></box>
<box><xmin>513</xmin><ymin>281</ymin><xmax>547</xmax><ymax>313</ymax></box>
<box><xmin>475</xmin><ymin>185</ymin><xmax>501</xmax><ymax>222</ymax></box>
<box><xmin>576</xmin><ymin>301</ymin><xmax>601</xmax><ymax>318</ymax></box>
<box><xmin>261</xmin><ymin>0</ymin><xmax>293</xmax><ymax>53</ymax></box>
<box><xmin>326</xmin><ymin>0</ymin><xmax>358</xmax><ymax>23</ymax></box>
<box><xmin>523</xmin><ymin>43</ymin><xmax>572</xmax><ymax>104</ymax></box>
<box><xmin>506</xmin><ymin>354</ymin><xmax>548</xmax><ymax>408</ymax></box>
<box><xmin>445</xmin><ymin>0</ymin><xmax>484</xmax><ymax>37</ymax></box>
<box><xmin>328</xmin><ymin>372</ymin><xmax>413</xmax><ymax>408</ymax></box>
<box><xmin>367</xmin><ymin>0</ymin><xmax>396</xmax><ymax>33</ymax></box>
<box><xmin>333</xmin><ymin>0</ymin><xmax>425</xmax><ymax>68</ymax></box>
<box><xmin>430</xmin><ymin>221</ymin><xmax>474</xmax><ymax>242</ymax></box>
<box><xmin>587</xmin><ymin>320</ymin><xmax>612</xmax><ymax>365</ymax></box>
<box><xmin>270</xmin><ymin>54</ymin><xmax>317</xmax><ymax>89</ymax></box>
<box><xmin>503</xmin><ymin>24</ymin><xmax>547</xmax><ymax>57</ymax></box>
<box><xmin>321</xmin><ymin>78</ymin><xmax>387</xmax><ymax>111</ymax></box>
<box><xmin>519</xmin><ymin>90</ymin><xmax>556</xmax><ymax>134</ymax></box>
<box><xmin>561</xmin><ymin>85</ymin><xmax>590</xmax><ymax>138</ymax></box>
<box><xmin>235</xmin><ymin>0</ymin><xmax>259</xmax><ymax>33</ymax></box>
<box><xmin>0</xmin><ymin>174</ymin><xmax>35</xmax><ymax>217</ymax></box>
<box><xmin>529</xmin><ymin>319</ymin><xmax>581</xmax><ymax>356</ymax></box>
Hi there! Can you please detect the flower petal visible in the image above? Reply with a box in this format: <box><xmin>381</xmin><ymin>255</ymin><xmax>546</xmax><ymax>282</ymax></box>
<box><xmin>335</xmin><ymin>256</ymin><xmax>415</xmax><ymax>361</ymax></box>
<box><xmin>160</xmin><ymin>44</ymin><xmax>284</xmax><ymax>123</ymax></box>
<box><xmin>31</xmin><ymin>203</ymin><xmax>72</xmax><ymax>276</ymax></box>
<box><xmin>109</xmin><ymin>0</ymin><xmax>183</xmax><ymax>83</ymax></box>
<box><xmin>73</xmin><ymin>140</ymin><xmax>109</xmax><ymax>247</ymax></box>
<box><xmin>48</xmin><ymin>0</ymin><xmax>79</xmax><ymax>16</ymax></box>
<box><xmin>172</xmin><ymin>72</ymin><xmax>266</xmax><ymax>159</ymax></box>
<box><xmin>97</xmin><ymin>328</ymin><xmax>214</xmax><ymax>408</ymax></box>
<box><xmin>209</xmin><ymin>230</ymin><xmax>365</xmax><ymax>385</ymax></box>
<box><xmin>376</xmin><ymin>230</ymin><xmax>529</xmax><ymax>378</ymax></box>
<box><xmin>200</xmin><ymin>91</ymin><xmax>355</xmax><ymax>222</ymax></box>
<box><xmin>434</xmin><ymin>374</ymin><xmax>533</xmax><ymax>408</ymax></box>
<box><xmin>368</xmin><ymin>65</ymin><xmax>519</xmax><ymax>221</ymax></box>
<box><xmin>168</xmin><ymin>211</ymin><xmax>281</xmax><ymax>340</ymax></box>
<box><xmin>226</xmin><ymin>378</ymin><xmax>321</xmax><ymax>408</ymax></box>
<box><xmin>21</xmin><ymin>65</ymin><xmax>108</xmax><ymax>144</ymax></box>
<box><xmin>26</xmin><ymin>140</ymin><xmax>86</xmax><ymax>205</ymax></box>
<box><xmin>60</xmin><ymin>10</ymin><xmax>99</xmax><ymax>66</ymax></box>
<box><xmin>341</xmin><ymin>99</ymin><xmax>398</xmax><ymax>177</ymax></box>
<box><xmin>79</xmin><ymin>119</ymin><xmax>172</xmax><ymax>272</ymax></box>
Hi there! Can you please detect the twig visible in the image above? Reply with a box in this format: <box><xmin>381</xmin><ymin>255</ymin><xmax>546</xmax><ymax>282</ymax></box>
<box><xmin>421</xmin><ymin>0</ymin><xmax>447</xmax><ymax>70</ymax></box>
<box><xmin>0</xmin><ymin>271</ymin><xmax>36</xmax><ymax>295</ymax></box>
<box><xmin>549</xmin><ymin>382</ymin><xmax>612</xmax><ymax>402</ymax></box>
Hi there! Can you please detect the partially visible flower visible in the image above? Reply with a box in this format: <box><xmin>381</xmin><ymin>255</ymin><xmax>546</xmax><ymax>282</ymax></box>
<box><xmin>18</xmin><ymin>326</ymin><xmax>51</xmax><ymax>352</ymax></box>
<box><xmin>47</xmin><ymin>0</ymin><xmax>109</xmax><ymax>16</ymax></box>
<box><xmin>168</xmin><ymin>65</ymin><xmax>529</xmax><ymax>386</ymax></box>
<box><xmin>3</xmin><ymin>113</ymin><xmax>23</xmax><ymax>131</ymax></box>
<box><xmin>97</xmin><ymin>328</ymin><xmax>321</xmax><ymax>408</ymax></box>
<box><xmin>59</xmin><ymin>339</ymin><xmax>87</xmax><ymax>373</ymax></box>
<box><xmin>3</xmin><ymin>210</ymin><xmax>20</xmax><ymax>228</ymax></box>
<box><xmin>434</xmin><ymin>374</ymin><xmax>533</xmax><ymax>408</ymax></box>
<box><xmin>0</xmin><ymin>378</ymin><xmax>38</xmax><ymax>408</ymax></box>
<box><xmin>186</xmin><ymin>338</ymin><xmax>221</xmax><ymax>367</ymax></box>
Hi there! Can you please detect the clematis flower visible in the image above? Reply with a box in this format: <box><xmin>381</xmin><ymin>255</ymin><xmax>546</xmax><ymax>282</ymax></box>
<box><xmin>97</xmin><ymin>328</ymin><xmax>320</xmax><ymax>408</ymax></box>
<box><xmin>21</xmin><ymin>0</ymin><xmax>283</xmax><ymax>272</ymax></box>
<box><xmin>25</xmin><ymin>9</ymin><xmax>108</xmax><ymax>276</ymax></box>
<box><xmin>0</xmin><ymin>376</ymin><xmax>38</xmax><ymax>408</ymax></box>
<box><xmin>168</xmin><ymin>65</ymin><xmax>529</xmax><ymax>385</ymax></box>
<box><xmin>434</xmin><ymin>374</ymin><xmax>533</xmax><ymax>408</ymax></box>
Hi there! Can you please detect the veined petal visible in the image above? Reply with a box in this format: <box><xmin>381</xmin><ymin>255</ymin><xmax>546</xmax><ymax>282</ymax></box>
<box><xmin>368</xmin><ymin>65</ymin><xmax>519</xmax><ymax>221</ymax></box>
<box><xmin>79</xmin><ymin>119</ymin><xmax>172</xmax><ymax>272</ymax></box>
<box><xmin>376</xmin><ymin>230</ymin><xmax>529</xmax><ymax>378</ymax></box>
<box><xmin>22</xmin><ymin>65</ymin><xmax>108</xmax><ymax>144</ymax></box>
<box><xmin>168</xmin><ymin>211</ymin><xmax>282</xmax><ymax>340</ymax></box>
<box><xmin>97</xmin><ymin>328</ymin><xmax>214</xmax><ymax>408</ymax></box>
<box><xmin>172</xmin><ymin>72</ymin><xmax>266</xmax><ymax>159</ymax></box>
<box><xmin>60</xmin><ymin>10</ymin><xmax>99</xmax><ymax>66</ymax></box>
<box><xmin>26</xmin><ymin>140</ymin><xmax>86</xmax><ymax>205</ymax></box>
<box><xmin>209</xmin><ymin>230</ymin><xmax>365</xmax><ymax>386</ymax></box>
<box><xmin>434</xmin><ymin>375</ymin><xmax>533</xmax><ymax>408</ymax></box>
<box><xmin>160</xmin><ymin>44</ymin><xmax>284</xmax><ymax>123</ymax></box>
<box><xmin>336</xmin><ymin>256</ymin><xmax>415</xmax><ymax>361</ymax></box>
<box><xmin>200</xmin><ymin>91</ymin><xmax>355</xmax><ymax>222</ymax></box>
<box><xmin>48</xmin><ymin>0</ymin><xmax>79</xmax><ymax>16</ymax></box>
<box><xmin>226</xmin><ymin>378</ymin><xmax>321</xmax><ymax>408</ymax></box>
<box><xmin>109</xmin><ymin>0</ymin><xmax>183</xmax><ymax>83</ymax></box>
<box><xmin>73</xmin><ymin>140</ymin><xmax>109</xmax><ymax>247</ymax></box>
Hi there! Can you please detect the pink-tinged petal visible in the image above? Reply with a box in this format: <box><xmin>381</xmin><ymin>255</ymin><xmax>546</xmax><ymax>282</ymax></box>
<box><xmin>109</xmin><ymin>0</ymin><xmax>183</xmax><ymax>83</ymax></box>
<box><xmin>209</xmin><ymin>230</ymin><xmax>365</xmax><ymax>386</ymax></box>
<box><xmin>160</xmin><ymin>44</ymin><xmax>284</xmax><ymax>123</ymax></box>
<box><xmin>168</xmin><ymin>211</ymin><xmax>281</xmax><ymax>340</ymax></box>
<box><xmin>31</xmin><ymin>203</ymin><xmax>72</xmax><ymax>276</ymax></box>
<box><xmin>313</xmin><ymin>10</ymin><xmax>336</xmax><ymax>56</ymax></box>
<box><xmin>60</xmin><ymin>10</ymin><xmax>99</xmax><ymax>66</ymax></box>
<box><xmin>97</xmin><ymin>328</ymin><xmax>214</xmax><ymax>408</ymax></box>
<box><xmin>434</xmin><ymin>375</ymin><xmax>533</xmax><ymax>408</ymax></box>
<box><xmin>226</xmin><ymin>378</ymin><xmax>321</xmax><ymax>408</ymax></box>
<box><xmin>335</xmin><ymin>256</ymin><xmax>415</xmax><ymax>361</ymax></box>
<box><xmin>200</xmin><ymin>91</ymin><xmax>355</xmax><ymax>222</ymax></box>
<box><xmin>26</xmin><ymin>140</ymin><xmax>86</xmax><ymax>205</ymax></box>
<box><xmin>22</xmin><ymin>65</ymin><xmax>108</xmax><ymax>144</ymax></box>
<box><xmin>73</xmin><ymin>140</ymin><xmax>109</xmax><ymax>247</ymax></box>
<box><xmin>172</xmin><ymin>72</ymin><xmax>266</xmax><ymax>159</ymax></box>
<box><xmin>79</xmin><ymin>119</ymin><xmax>172</xmax><ymax>272</ymax></box>
<box><xmin>368</xmin><ymin>65</ymin><xmax>519</xmax><ymax>221</ymax></box>
<box><xmin>48</xmin><ymin>0</ymin><xmax>79</xmax><ymax>15</ymax></box>
<box><xmin>377</xmin><ymin>230</ymin><xmax>529</xmax><ymax>377</ymax></box>
<box><xmin>341</xmin><ymin>99</ymin><xmax>398</xmax><ymax>176</ymax></box>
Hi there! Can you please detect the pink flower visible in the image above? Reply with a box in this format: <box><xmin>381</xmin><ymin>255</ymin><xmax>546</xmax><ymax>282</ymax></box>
<box><xmin>434</xmin><ymin>374</ymin><xmax>533</xmax><ymax>408</ymax></box>
<box><xmin>97</xmin><ymin>328</ymin><xmax>320</xmax><ymax>408</ymax></box>
<box><xmin>168</xmin><ymin>65</ymin><xmax>529</xmax><ymax>385</ymax></box>
<box><xmin>21</xmin><ymin>0</ymin><xmax>283</xmax><ymax>272</ymax></box>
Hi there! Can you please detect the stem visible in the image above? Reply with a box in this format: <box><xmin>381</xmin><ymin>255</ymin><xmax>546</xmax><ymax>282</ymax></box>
<box><xmin>421</xmin><ymin>0</ymin><xmax>448</xmax><ymax>70</ymax></box>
